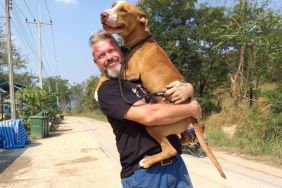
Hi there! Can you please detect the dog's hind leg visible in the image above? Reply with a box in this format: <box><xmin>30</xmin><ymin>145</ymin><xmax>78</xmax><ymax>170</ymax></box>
<box><xmin>139</xmin><ymin>137</ymin><xmax>177</xmax><ymax>168</ymax></box>
<box><xmin>140</xmin><ymin>125</ymin><xmax>178</xmax><ymax>168</ymax></box>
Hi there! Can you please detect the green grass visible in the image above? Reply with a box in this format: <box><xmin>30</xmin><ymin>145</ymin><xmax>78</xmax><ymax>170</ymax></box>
<box><xmin>205</xmin><ymin>91</ymin><xmax>282</xmax><ymax>167</ymax></box>
<box><xmin>64</xmin><ymin>109</ymin><xmax>107</xmax><ymax>122</ymax></box>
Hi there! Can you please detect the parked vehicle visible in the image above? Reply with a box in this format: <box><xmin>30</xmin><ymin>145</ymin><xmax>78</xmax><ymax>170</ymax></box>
<box><xmin>181</xmin><ymin>123</ymin><xmax>208</xmax><ymax>157</ymax></box>
<box><xmin>48</xmin><ymin>116</ymin><xmax>59</xmax><ymax>131</ymax></box>
<box><xmin>59</xmin><ymin>113</ymin><xmax>64</xmax><ymax>120</ymax></box>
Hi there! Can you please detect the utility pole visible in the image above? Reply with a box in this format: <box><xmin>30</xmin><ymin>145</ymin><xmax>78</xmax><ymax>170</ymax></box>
<box><xmin>55</xmin><ymin>77</ymin><xmax>59</xmax><ymax>108</ymax></box>
<box><xmin>26</xmin><ymin>2</ymin><xmax>52</xmax><ymax>89</ymax></box>
<box><xmin>5</xmin><ymin>0</ymin><xmax>16</xmax><ymax>119</ymax></box>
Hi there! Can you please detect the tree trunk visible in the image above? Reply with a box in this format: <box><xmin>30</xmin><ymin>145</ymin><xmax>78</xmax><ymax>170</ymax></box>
<box><xmin>198</xmin><ymin>80</ymin><xmax>206</xmax><ymax>97</ymax></box>
<box><xmin>249</xmin><ymin>45</ymin><xmax>257</xmax><ymax>107</ymax></box>
<box><xmin>230</xmin><ymin>43</ymin><xmax>245</xmax><ymax>106</ymax></box>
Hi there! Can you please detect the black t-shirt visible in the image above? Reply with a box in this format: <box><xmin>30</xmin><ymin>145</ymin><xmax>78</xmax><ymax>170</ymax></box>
<box><xmin>98</xmin><ymin>79</ymin><xmax>181</xmax><ymax>178</ymax></box>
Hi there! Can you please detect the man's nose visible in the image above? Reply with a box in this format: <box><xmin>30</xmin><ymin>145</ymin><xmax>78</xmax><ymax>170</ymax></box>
<box><xmin>105</xmin><ymin>52</ymin><xmax>112</xmax><ymax>60</ymax></box>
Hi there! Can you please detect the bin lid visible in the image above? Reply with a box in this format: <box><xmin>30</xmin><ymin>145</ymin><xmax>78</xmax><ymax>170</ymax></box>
<box><xmin>29</xmin><ymin>115</ymin><xmax>44</xmax><ymax>119</ymax></box>
<box><xmin>35</xmin><ymin>111</ymin><xmax>48</xmax><ymax>117</ymax></box>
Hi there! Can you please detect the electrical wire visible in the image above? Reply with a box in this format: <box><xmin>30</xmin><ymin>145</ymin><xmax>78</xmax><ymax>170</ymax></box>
<box><xmin>12</xmin><ymin>7</ymin><xmax>37</xmax><ymax>54</ymax></box>
<box><xmin>10</xmin><ymin>18</ymin><xmax>37</xmax><ymax>62</ymax></box>
<box><xmin>44</xmin><ymin>0</ymin><xmax>52</xmax><ymax>21</ymax></box>
<box><xmin>23</xmin><ymin>0</ymin><xmax>36</xmax><ymax>20</ymax></box>
<box><xmin>13</xmin><ymin>1</ymin><xmax>37</xmax><ymax>52</ymax></box>
<box><xmin>44</xmin><ymin>0</ymin><xmax>60</xmax><ymax>76</ymax></box>
<box><xmin>13</xmin><ymin>0</ymin><xmax>55</xmax><ymax>79</ymax></box>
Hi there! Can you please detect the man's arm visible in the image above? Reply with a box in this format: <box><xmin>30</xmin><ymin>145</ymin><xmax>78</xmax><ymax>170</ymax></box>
<box><xmin>124</xmin><ymin>99</ymin><xmax>201</xmax><ymax>126</ymax></box>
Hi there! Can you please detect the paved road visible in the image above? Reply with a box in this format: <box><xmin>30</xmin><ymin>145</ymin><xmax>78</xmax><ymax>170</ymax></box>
<box><xmin>0</xmin><ymin>116</ymin><xmax>281</xmax><ymax>188</ymax></box>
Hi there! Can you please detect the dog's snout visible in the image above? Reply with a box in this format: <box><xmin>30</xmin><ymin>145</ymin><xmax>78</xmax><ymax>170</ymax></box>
<box><xmin>101</xmin><ymin>12</ymin><xmax>109</xmax><ymax>21</ymax></box>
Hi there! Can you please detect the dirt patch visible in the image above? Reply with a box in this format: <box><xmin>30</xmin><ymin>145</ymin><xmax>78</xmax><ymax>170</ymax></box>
<box><xmin>81</xmin><ymin>148</ymin><xmax>100</xmax><ymax>153</ymax></box>
<box><xmin>58</xmin><ymin>168</ymin><xmax>78</xmax><ymax>176</ymax></box>
<box><xmin>222</xmin><ymin>124</ymin><xmax>237</xmax><ymax>138</ymax></box>
<box><xmin>56</xmin><ymin>156</ymin><xmax>97</xmax><ymax>166</ymax></box>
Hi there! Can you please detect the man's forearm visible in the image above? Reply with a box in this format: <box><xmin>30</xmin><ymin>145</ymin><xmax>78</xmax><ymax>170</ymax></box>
<box><xmin>124</xmin><ymin>100</ymin><xmax>199</xmax><ymax>126</ymax></box>
<box><xmin>142</xmin><ymin>103</ymin><xmax>195</xmax><ymax>126</ymax></box>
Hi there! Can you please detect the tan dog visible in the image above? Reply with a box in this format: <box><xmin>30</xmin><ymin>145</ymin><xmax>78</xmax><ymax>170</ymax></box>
<box><xmin>100</xmin><ymin>1</ymin><xmax>226</xmax><ymax>178</ymax></box>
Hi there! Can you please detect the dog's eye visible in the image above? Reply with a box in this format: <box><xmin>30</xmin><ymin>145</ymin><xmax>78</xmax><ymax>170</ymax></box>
<box><xmin>120</xmin><ymin>7</ymin><xmax>127</xmax><ymax>13</ymax></box>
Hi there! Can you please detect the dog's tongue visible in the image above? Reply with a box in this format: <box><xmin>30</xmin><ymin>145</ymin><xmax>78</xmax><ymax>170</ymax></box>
<box><xmin>102</xmin><ymin>23</ymin><xmax>121</xmax><ymax>31</ymax></box>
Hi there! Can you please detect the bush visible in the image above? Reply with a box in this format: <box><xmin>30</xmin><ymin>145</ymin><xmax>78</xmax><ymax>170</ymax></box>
<box><xmin>197</xmin><ymin>96</ymin><xmax>221</xmax><ymax>116</ymax></box>
<box><xmin>232</xmin><ymin>109</ymin><xmax>282</xmax><ymax>156</ymax></box>
<box><xmin>19</xmin><ymin>87</ymin><xmax>60</xmax><ymax>132</ymax></box>
<box><xmin>264</xmin><ymin>83</ymin><xmax>282</xmax><ymax>114</ymax></box>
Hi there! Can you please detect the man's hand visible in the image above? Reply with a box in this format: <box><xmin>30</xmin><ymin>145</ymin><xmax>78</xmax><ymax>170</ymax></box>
<box><xmin>164</xmin><ymin>81</ymin><xmax>194</xmax><ymax>104</ymax></box>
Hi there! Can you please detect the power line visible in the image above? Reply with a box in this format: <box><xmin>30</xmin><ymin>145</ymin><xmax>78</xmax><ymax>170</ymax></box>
<box><xmin>13</xmin><ymin>6</ymin><xmax>53</xmax><ymax>77</ymax></box>
<box><xmin>26</xmin><ymin>24</ymin><xmax>37</xmax><ymax>54</ymax></box>
<box><xmin>42</xmin><ymin>42</ymin><xmax>53</xmax><ymax>75</ymax></box>
<box><xmin>10</xmin><ymin>18</ymin><xmax>38</xmax><ymax>62</ymax></box>
<box><xmin>26</xmin><ymin>18</ymin><xmax>52</xmax><ymax>89</ymax></box>
<box><xmin>23</xmin><ymin>0</ymin><xmax>35</xmax><ymax>19</ymax></box>
<box><xmin>50</xmin><ymin>26</ymin><xmax>60</xmax><ymax>76</ymax></box>
<box><xmin>43</xmin><ymin>0</ymin><xmax>60</xmax><ymax>107</ymax></box>
<box><xmin>43</xmin><ymin>0</ymin><xmax>60</xmax><ymax>76</ymax></box>
<box><xmin>13</xmin><ymin>0</ymin><xmax>28</xmax><ymax>18</ymax></box>
<box><xmin>12</xmin><ymin>2</ymin><xmax>36</xmax><ymax>49</ymax></box>
<box><xmin>12</xmin><ymin>8</ymin><xmax>37</xmax><ymax>55</ymax></box>
<box><xmin>44</xmin><ymin>0</ymin><xmax>52</xmax><ymax>21</ymax></box>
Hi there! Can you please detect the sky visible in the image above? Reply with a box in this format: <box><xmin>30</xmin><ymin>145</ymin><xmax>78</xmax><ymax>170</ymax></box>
<box><xmin>0</xmin><ymin>0</ymin><xmax>138</xmax><ymax>85</ymax></box>
<box><xmin>0</xmin><ymin>0</ymin><xmax>281</xmax><ymax>85</ymax></box>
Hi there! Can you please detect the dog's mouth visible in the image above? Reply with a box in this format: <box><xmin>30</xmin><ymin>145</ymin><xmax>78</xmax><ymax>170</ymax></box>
<box><xmin>101</xmin><ymin>20</ymin><xmax>124</xmax><ymax>32</ymax></box>
<box><xmin>103</xmin><ymin>23</ymin><xmax>123</xmax><ymax>30</ymax></box>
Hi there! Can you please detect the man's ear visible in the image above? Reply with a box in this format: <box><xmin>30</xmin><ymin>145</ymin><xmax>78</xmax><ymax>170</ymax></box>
<box><xmin>137</xmin><ymin>12</ymin><xmax>148</xmax><ymax>26</ymax></box>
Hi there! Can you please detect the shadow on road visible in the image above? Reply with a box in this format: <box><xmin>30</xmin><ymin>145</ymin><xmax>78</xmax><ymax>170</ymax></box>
<box><xmin>0</xmin><ymin>142</ymin><xmax>41</xmax><ymax>174</ymax></box>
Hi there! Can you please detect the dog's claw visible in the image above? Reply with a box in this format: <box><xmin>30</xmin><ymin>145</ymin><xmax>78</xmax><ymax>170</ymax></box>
<box><xmin>139</xmin><ymin>158</ymin><xmax>151</xmax><ymax>168</ymax></box>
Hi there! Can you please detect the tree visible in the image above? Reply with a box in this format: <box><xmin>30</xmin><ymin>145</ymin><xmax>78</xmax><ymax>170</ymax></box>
<box><xmin>43</xmin><ymin>76</ymin><xmax>70</xmax><ymax>110</ymax></box>
<box><xmin>138</xmin><ymin>0</ymin><xmax>229</xmax><ymax>113</ymax></box>
<box><xmin>0</xmin><ymin>20</ymin><xmax>34</xmax><ymax>85</ymax></box>
<box><xmin>69</xmin><ymin>82</ymin><xmax>85</xmax><ymax>112</ymax></box>
<box><xmin>215</xmin><ymin>0</ymin><xmax>282</xmax><ymax>106</ymax></box>
<box><xmin>84</xmin><ymin>76</ymin><xmax>100</xmax><ymax>111</ymax></box>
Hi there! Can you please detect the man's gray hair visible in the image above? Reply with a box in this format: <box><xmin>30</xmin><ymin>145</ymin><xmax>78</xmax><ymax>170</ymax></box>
<box><xmin>89</xmin><ymin>29</ymin><xmax>116</xmax><ymax>47</ymax></box>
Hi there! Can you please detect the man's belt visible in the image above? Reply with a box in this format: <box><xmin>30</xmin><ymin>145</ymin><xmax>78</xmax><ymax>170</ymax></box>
<box><xmin>157</xmin><ymin>155</ymin><xmax>177</xmax><ymax>167</ymax></box>
<box><xmin>134</xmin><ymin>155</ymin><xmax>178</xmax><ymax>170</ymax></box>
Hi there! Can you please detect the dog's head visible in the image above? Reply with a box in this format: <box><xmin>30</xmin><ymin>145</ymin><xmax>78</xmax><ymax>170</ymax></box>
<box><xmin>101</xmin><ymin>1</ymin><xmax>148</xmax><ymax>37</ymax></box>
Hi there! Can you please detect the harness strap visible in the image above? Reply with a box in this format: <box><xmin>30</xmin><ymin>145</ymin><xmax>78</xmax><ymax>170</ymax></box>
<box><xmin>118</xmin><ymin>34</ymin><xmax>169</xmax><ymax>105</ymax></box>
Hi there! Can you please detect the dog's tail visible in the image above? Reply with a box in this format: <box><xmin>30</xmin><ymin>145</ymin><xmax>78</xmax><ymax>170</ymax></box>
<box><xmin>192</xmin><ymin>118</ymin><xmax>227</xmax><ymax>179</ymax></box>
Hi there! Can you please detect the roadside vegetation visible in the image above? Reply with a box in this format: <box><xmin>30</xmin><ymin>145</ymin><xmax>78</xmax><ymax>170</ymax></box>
<box><xmin>1</xmin><ymin>0</ymin><xmax>281</xmax><ymax>166</ymax></box>
<box><xmin>135</xmin><ymin>0</ymin><xmax>282</xmax><ymax>166</ymax></box>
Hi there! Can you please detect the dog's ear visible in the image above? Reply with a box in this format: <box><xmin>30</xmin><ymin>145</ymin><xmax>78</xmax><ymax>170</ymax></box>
<box><xmin>137</xmin><ymin>11</ymin><xmax>148</xmax><ymax>26</ymax></box>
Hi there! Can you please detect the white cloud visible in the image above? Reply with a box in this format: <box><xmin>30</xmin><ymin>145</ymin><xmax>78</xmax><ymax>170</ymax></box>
<box><xmin>56</xmin><ymin>0</ymin><xmax>79</xmax><ymax>5</ymax></box>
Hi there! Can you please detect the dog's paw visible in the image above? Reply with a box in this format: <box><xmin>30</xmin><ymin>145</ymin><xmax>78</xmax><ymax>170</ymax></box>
<box><xmin>139</xmin><ymin>158</ymin><xmax>152</xmax><ymax>168</ymax></box>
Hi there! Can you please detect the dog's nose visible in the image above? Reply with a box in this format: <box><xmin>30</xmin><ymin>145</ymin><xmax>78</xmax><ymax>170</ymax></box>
<box><xmin>101</xmin><ymin>12</ymin><xmax>109</xmax><ymax>21</ymax></box>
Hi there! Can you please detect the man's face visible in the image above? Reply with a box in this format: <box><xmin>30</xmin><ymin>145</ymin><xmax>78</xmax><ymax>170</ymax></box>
<box><xmin>92</xmin><ymin>38</ymin><xmax>123</xmax><ymax>78</ymax></box>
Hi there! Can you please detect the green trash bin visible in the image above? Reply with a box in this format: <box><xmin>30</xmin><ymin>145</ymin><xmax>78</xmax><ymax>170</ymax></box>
<box><xmin>36</xmin><ymin>111</ymin><xmax>49</xmax><ymax>137</ymax></box>
<box><xmin>29</xmin><ymin>115</ymin><xmax>45</xmax><ymax>138</ymax></box>
<box><xmin>44</xmin><ymin>112</ymin><xmax>49</xmax><ymax>137</ymax></box>
<box><xmin>29</xmin><ymin>111</ymin><xmax>49</xmax><ymax>138</ymax></box>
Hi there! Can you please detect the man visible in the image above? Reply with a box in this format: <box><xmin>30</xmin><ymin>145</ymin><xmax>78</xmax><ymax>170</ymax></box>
<box><xmin>89</xmin><ymin>30</ymin><xmax>201</xmax><ymax>188</ymax></box>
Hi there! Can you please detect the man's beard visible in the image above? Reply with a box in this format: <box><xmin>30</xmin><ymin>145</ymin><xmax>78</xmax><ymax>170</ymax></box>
<box><xmin>104</xmin><ymin>62</ymin><xmax>122</xmax><ymax>79</ymax></box>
